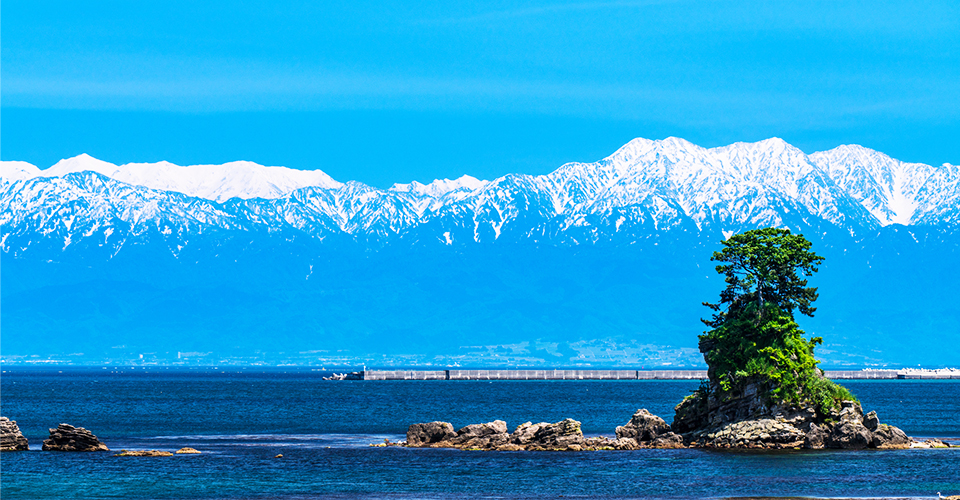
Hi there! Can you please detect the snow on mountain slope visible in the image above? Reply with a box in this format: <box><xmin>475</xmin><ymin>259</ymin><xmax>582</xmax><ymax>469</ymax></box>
<box><xmin>2</xmin><ymin>138</ymin><xmax>958</xmax><ymax>258</ymax></box>
<box><xmin>541</xmin><ymin>137</ymin><xmax>875</xmax><ymax>235</ymax></box>
<box><xmin>390</xmin><ymin>175</ymin><xmax>486</xmax><ymax>198</ymax></box>
<box><xmin>10</xmin><ymin>154</ymin><xmax>343</xmax><ymax>202</ymax></box>
<box><xmin>912</xmin><ymin>163</ymin><xmax>960</xmax><ymax>226</ymax></box>
<box><xmin>810</xmin><ymin>145</ymin><xmax>935</xmax><ymax>226</ymax></box>
<box><xmin>0</xmin><ymin>171</ymin><xmax>245</xmax><ymax>256</ymax></box>
<box><xmin>0</xmin><ymin>161</ymin><xmax>42</xmax><ymax>183</ymax></box>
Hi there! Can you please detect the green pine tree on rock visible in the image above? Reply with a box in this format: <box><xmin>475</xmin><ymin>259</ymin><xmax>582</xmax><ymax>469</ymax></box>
<box><xmin>699</xmin><ymin>227</ymin><xmax>853</xmax><ymax>412</ymax></box>
<box><xmin>672</xmin><ymin>228</ymin><xmax>911</xmax><ymax>449</ymax></box>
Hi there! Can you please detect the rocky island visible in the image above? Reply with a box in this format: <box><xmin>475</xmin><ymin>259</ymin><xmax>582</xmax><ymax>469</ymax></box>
<box><xmin>1</xmin><ymin>417</ymin><xmax>30</xmax><ymax>451</ymax></box>
<box><xmin>402</xmin><ymin>230</ymin><xmax>946</xmax><ymax>452</ymax></box>
<box><xmin>42</xmin><ymin>423</ymin><xmax>110</xmax><ymax>452</ymax></box>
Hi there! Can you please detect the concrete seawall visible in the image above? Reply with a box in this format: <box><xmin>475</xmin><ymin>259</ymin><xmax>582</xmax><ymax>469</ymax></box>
<box><xmin>362</xmin><ymin>369</ymin><xmax>914</xmax><ymax>380</ymax></box>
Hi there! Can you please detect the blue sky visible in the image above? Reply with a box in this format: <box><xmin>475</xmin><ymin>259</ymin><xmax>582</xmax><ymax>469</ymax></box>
<box><xmin>3</xmin><ymin>0</ymin><xmax>959</xmax><ymax>187</ymax></box>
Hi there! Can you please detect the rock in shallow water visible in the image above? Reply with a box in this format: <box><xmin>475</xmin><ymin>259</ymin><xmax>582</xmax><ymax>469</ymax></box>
<box><xmin>615</xmin><ymin>409</ymin><xmax>683</xmax><ymax>449</ymax></box>
<box><xmin>115</xmin><ymin>449</ymin><xmax>173</xmax><ymax>457</ymax></box>
<box><xmin>404</xmin><ymin>415</ymin><xmax>684</xmax><ymax>451</ymax></box>
<box><xmin>42</xmin><ymin>423</ymin><xmax>109</xmax><ymax>452</ymax></box>
<box><xmin>524</xmin><ymin>418</ymin><xmax>583</xmax><ymax>449</ymax></box>
<box><xmin>871</xmin><ymin>424</ymin><xmax>910</xmax><ymax>449</ymax></box>
<box><xmin>406</xmin><ymin>421</ymin><xmax>457</xmax><ymax>447</ymax></box>
<box><xmin>454</xmin><ymin>420</ymin><xmax>511</xmax><ymax>449</ymax></box>
<box><xmin>1</xmin><ymin>417</ymin><xmax>29</xmax><ymax>451</ymax></box>
<box><xmin>405</xmin><ymin>418</ymin><xmax>588</xmax><ymax>451</ymax></box>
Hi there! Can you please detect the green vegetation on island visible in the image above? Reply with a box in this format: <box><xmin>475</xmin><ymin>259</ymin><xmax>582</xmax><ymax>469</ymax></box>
<box><xmin>694</xmin><ymin>227</ymin><xmax>855</xmax><ymax>415</ymax></box>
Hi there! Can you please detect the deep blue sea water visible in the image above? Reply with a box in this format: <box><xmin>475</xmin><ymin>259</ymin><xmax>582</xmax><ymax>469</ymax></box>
<box><xmin>2</xmin><ymin>367</ymin><xmax>959</xmax><ymax>499</ymax></box>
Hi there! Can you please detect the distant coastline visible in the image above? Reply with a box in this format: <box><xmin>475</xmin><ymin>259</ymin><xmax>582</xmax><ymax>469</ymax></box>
<box><xmin>3</xmin><ymin>366</ymin><xmax>960</xmax><ymax>380</ymax></box>
<box><xmin>363</xmin><ymin>368</ymin><xmax>960</xmax><ymax>380</ymax></box>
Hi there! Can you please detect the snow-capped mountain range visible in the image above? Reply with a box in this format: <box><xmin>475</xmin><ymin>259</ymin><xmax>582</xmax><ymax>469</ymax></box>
<box><xmin>2</xmin><ymin>137</ymin><xmax>958</xmax><ymax>257</ymax></box>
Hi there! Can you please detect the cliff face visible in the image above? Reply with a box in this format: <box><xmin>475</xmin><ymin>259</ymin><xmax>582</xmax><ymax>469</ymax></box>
<box><xmin>672</xmin><ymin>381</ymin><xmax>910</xmax><ymax>449</ymax></box>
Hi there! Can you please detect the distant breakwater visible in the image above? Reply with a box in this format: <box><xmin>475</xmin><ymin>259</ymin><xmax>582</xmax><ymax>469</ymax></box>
<box><xmin>360</xmin><ymin>369</ymin><xmax>960</xmax><ymax>381</ymax></box>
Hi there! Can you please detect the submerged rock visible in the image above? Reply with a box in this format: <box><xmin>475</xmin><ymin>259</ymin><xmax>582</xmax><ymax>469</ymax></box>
<box><xmin>911</xmin><ymin>438</ymin><xmax>952</xmax><ymax>449</ymax></box>
<box><xmin>115</xmin><ymin>449</ymin><xmax>173</xmax><ymax>457</ymax></box>
<box><xmin>42</xmin><ymin>423</ymin><xmax>109</xmax><ymax>452</ymax></box>
<box><xmin>1</xmin><ymin>417</ymin><xmax>29</xmax><ymax>451</ymax></box>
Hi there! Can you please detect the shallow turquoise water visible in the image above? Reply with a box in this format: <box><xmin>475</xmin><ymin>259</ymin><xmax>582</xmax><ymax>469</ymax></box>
<box><xmin>2</xmin><ymin>368</ymin><xmax>958</xmax><ymax>499</ymax></box>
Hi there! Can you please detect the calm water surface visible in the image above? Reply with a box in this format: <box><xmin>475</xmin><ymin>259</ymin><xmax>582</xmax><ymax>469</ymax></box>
<box><xmin>2</xmin><ymin>368</ymin><xmax>958</xmax><ymax>499</ymax></box>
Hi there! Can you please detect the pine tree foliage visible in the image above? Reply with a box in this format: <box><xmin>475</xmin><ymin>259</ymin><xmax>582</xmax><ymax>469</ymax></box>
<box><xmin>703</xmin><ymin>227</ymin><xmax>824</xmax><ymax>326</ymax></box>
<box><xmin>698</xmin><ymin>228</ymin><xmax>855</xmax><ymax>414</ymax></box>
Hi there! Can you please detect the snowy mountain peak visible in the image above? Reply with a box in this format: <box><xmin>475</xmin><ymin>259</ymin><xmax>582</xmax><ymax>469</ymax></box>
<box><xmin>46</xmin><ymin>154</ymin><xmax>120</xmax><ymax>178</ymax></box>
<box><xmin>2</xmin><ymin>154</ymin><xmax>344</xmax><ymax>202</ymax></box>
<box><xmin>810</xmin><ymin>145</ymin><xmax>935</xmax><ymax>226</ymax></box>
<box><xmin>0</xmin><ymin>161</ymin><xmax>41</xmax><ymax>183</ymax></box>
<box><xmin>390</xmin><ymin>175</ymin><xmax>486</xmax><ymax>198</ymax></box>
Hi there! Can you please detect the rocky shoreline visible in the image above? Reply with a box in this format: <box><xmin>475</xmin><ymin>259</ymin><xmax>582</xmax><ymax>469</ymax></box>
<box><xmin>401</xmin><ymin>398</ymin><xmax>952</xmax><ymax>452</ymax></box>
<box><xmin>403</xmin><ymin>409</ymin><xmax>688</xmax><ymax>451</ymax></box>
<box><xmin>3</xmin><ymin>410</ymin><xmax>951</xmax><ymax>456</ymax></box>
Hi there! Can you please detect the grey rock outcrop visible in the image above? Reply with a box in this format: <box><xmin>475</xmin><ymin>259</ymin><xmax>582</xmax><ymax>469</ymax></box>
<box><xmin>453</xmin><ymin>420</ymin><xmax>510</xmax><ymax>449</ymax></box>
<box><xmin>692</xmin><ymin>417</ymin><xmax>807</xmax><ymax>448</ymax></box>
<box><xmin>517</xmin><ymin>418</ymin><xmax>584</xmax><ymax>450</ymax></box>
<box><xmin>863</xmin><ymin>410</ymin><xmax>880</xmax><ymax>431</ymax></box>
<box><xmin>615</xmin><ymin>409</ymin><xmax>683</xmax><ymax>449</ymax></box>
<box><xmin>42</xmin><ymin>423</ymin><xmax>109</xmax><ymax>452</ymax></box>
<box><xmin>406</xmin><ymin>421</ymin><xmax>457</xmax><ymax>447</ymax></box>
<box><xmin>674</xmin><ymin>382</ymin><xmax>913</xmax><ymax>450</ymax></box>
<box><xmin>871</xmin><ymin>424</ymin><xmax>910</xmax><ymax>449</ymax></box>
<box><xmin>405</xmin><ymin>418</ymin><xmax>589</xmax><ymax>451</ymax></box>
<box><xmin>823</xmin><ymin>401</ymin><xmax>872</xmax><ymax>449</ymax></box>
<box><xmin>1</xmin><ymin>417</ymin><xmax>29</xmax><ymax>451</ymax></box>
<box><xmin>803</xmin><ymin>422</ymin><xmax>828</xmax><ymax>449</ymax></box>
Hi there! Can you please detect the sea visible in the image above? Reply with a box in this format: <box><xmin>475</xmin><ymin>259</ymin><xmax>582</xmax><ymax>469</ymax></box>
<box><xmin>1</xmin><ymin>367</ymin><xmax>958</xmax><ymax>499</ymax></box>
